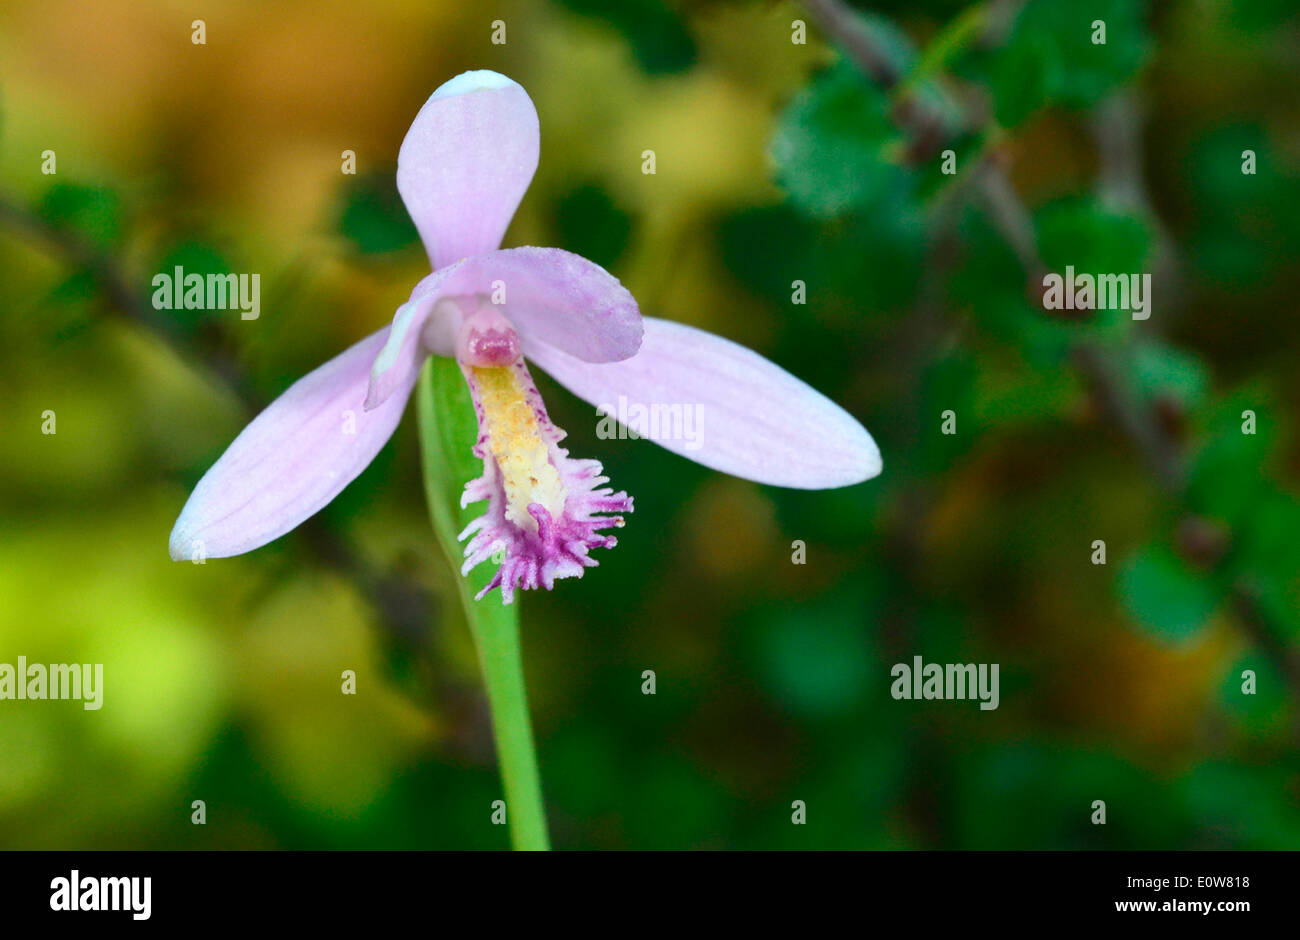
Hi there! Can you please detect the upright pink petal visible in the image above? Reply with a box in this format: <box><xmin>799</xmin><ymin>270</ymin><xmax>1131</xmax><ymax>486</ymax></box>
<box><xmin>523</xmin><ymin>317</ymin><xmax>882</xmax><ymax>489</ymax></box>
<box><xmin>169</xmin><ymin>328</ymin><xmax>420</xmax><ymax>560</ymax></box>
<box><xmin>398</xmin><ymin>70</ymin><xmax>539</xmax><ymax>270</ymax></box>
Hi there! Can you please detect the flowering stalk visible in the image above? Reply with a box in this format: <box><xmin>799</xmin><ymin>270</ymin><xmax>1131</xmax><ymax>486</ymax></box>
<box><xmin>417</xmin><ymin>356</ymin><xmax>549</xmax><ymax>850</ymax></box>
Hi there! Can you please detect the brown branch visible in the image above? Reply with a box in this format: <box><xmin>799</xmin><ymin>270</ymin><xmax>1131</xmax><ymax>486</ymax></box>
<box><xmin>1071</xmin><ymin>343</ymin><xmax>1186</xmax><ymax>494</ymax></box>
<box><xmin>800</xmin><ymin>0</ymin><xmax>903</xmax><ymax>87</ymax></box>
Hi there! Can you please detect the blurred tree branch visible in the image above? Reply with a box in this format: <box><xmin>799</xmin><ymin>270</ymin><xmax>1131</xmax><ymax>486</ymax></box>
<box><xmin>801</xmin><ymin>0</ymin><xmax>1300</xmax><ymax>703</ymax></box>
<box><xmin>0</xmin><ymin>190</ymin><xmax>437</xmax><ymax>655</ymax></box>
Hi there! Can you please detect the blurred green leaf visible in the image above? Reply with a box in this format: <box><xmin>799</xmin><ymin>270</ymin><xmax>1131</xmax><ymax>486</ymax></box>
<box><xmin>337</xmin><ymin>171</ymin><xmax>419</xmax><ymax>255</ymax></box>
<box><xmin>993</xmin><ymin>0</ymin><xmax>1150</xmax><ymax>126</ymax></box>
<box><xmin>1218</xmin><ymin>653</ymin><xmax>1291</xmax><ymax>735</ymax></box>
<box><xmin>717</xmin><ymin>196</ymin><xmax>923</xmax><ymax>326</ymax></box>
<box><xmin>754</xmin><ymin>593</ymin><xmax>876</xmax><ymax>718</ymax></box>
<box><xmin>948</xmin><ymin>208</ymin><xmax>1074</xmax><ymax>364</ymax></box>
<box><xmin>37</xmin><ymin>182</ymin><xmax>121</xmax><ymax>248</ymax></box>
<box><xmin>153</xmin><ymin>241</ymin><xmax>234</xmax><ymax>329</ymax></box>
<box><xmin>554</xmin><ymin>184</ymin><xmax>630</xmax><ymax>272</ymax></box>
<box><xmin>1036</xmin><ymin>198</ymin><xmax>1152</xmax><ymax>276</ymax></box>
<box><xmin>973</xmin><ymin>357</ymin><xmax>1081</xmax><ymax>429</ymax></box>
<box><xmin>992</xmin><ymin>36</ymin><xmax>1058</xmax><ymax>127</ymax></box>
<box><xmin>716</xmin><ymin>205</ymin><xmax>816</xmax><ymax>306</ymax></box>
<box><xmin>1184</xmin><ymin>124</ymin><xmax>1300</xmax><ymax>285</ymax></box>
<box><xmin>1129</xmin><ymin>339</ymin><xmax>1209</xmax><ymax>409</ymax></box>
<box><xmin>1118</xmin><ymin>543</ymin><xmax>1219</xmax><ymax>643</ymax></box>
<box><xmin>1186</xmin><ymin>389</ymin><xmax>1275</xmax><ymax>525</ymax></box>
<box><xmin>416</xmin><ymin>357</ymin><xmax>492</xmax><ymax>599</ymax></box>
<box><xmin>556</xmin><ymin>0</ymin><xmax>695</xmax><ymax>73</ymax></box>
<box><xmin>771</xmin><ymin>62</ymin><xmax>911</xmax><ymax>218</ymax></box>
<box><xmin>1231</xmin><ymin>488</ymin><xmax>1300</xmax><ymax>592</ymax></box>
<box><xmin>1181</xmin><ymin>762</ymin><xmax>1300</xmax><ymax>848</ymax></box>
<box><xmin>955</xmin><ymin>744</ymin><xmax>1180</xmax><ymax>848</ymax></box>
<box><xmin>1224</xmin><ymin>0</ymin><xmax>1300</xmax><ymax>33</ymax></box>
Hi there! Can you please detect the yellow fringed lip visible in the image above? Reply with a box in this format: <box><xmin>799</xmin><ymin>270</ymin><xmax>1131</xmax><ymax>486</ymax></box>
<box><xmin>471</xmin><ymin>364</ymin><xmax>567</xmax><ymax>533</ymax></box>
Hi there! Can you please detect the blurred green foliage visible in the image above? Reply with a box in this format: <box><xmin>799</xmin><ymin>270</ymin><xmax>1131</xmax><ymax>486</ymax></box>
<box><xmin>990</xmin><ymin>0</ymin><xmax>1150</xmax><ymax>125</ymax></box>
<box><xmin>771</xmin><ymin>61</ymin><xmax>911</xmax><ymax>217</ymax></box>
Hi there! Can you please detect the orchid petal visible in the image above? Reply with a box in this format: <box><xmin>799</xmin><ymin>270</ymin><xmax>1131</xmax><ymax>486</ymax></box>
<box><xmin>398</xmin><ymin>70</ymin><xmax>539</xmax><ymax>269</ymax></box>
<box><xmin>365</xmin><ymin>247</ymin><xmax>643</xmax><ymax>410</ymax></box>
<box><xmin>523</xmin><ymin>317</ymin><xmax>882</xmax><ymax>489</ymax></box>
<box><xmin>484</xmin><ymin>247</ymin><xmax>643</xmax><ymax>364</ymax></box>
<box><xmin>364</xmin><ymin>268</ymin><xmax>464</xmax><ymax>410</ymax></box>
<box><xmin>169</xmin><ymin>328</ymin><xmax>419</xmax><ymax>560</ymax></box>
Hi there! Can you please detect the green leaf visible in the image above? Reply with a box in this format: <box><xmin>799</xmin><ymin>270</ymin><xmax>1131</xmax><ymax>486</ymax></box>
<box><xmin>553</xmin><ymin>185</ymin><xmax>631</xmax><ymax>272</ymax></box>
<box><xmin>38</xmin><ymin>182</ymin><xmax>121</xmax><ymax>248</ymax></box>
<box><xmin>1219</xmin><ymin>653</ymin><xmax>1292</xmax><ymax>735</ymax></box>
<box><xmin>1036</xmin><ymin>198</ymin><xmax>1153</xmax><ymax>275</ymax></box>
<box><xmin>1184</xmin><ymin>124</ymin><xmax>1300</xmax><ymax>285</ymax></box>
<box><xmin>1118</xmin><ymin>544</ymin><xmax>1219</xmax><ymax>643</ymax></box>
<box><xmin>992</xmin><ymin>36</ymin><xmax>1058</xmax><ymax>127</ymax></box>
<box><xmin>771</xmin><ymin>62</ymin><xmax>910</xmax><ymax>218</ymax></box>
<box><xmin>417</xmin><ymin>357</ymin><xmax>494</xmax><ymax>598</ymax></box>
<box><xmin>1129</xmin><ymin>339</ymin><xmax>1209</xmax><ymax>409</ymax></box>
<box><xmin>555</xmin><ymin>0</ymin><xmax>694</xmax><ymax>73</ymax></box>
<box><xmin>336</xmin><ymin>172</ymin><xmax>419</xmax><ymax>255</ymax></box>
<box><xmin>1231</xmin><ymin>488</ymin><xmax>1300</xmax><ymax>593</ymax></box>
<box><xmin>973</xmin><ymin>358</ymin><xmax>1081</xmax><ymax>429</ymax></box>
<box><xmin>992</xmin><ymin>0</ymin><xmax>1150</xmax><ymax>126</ymax></box>
<box><xmin>1186</xmin><ymin>389</ymin><xmax>1275</xmax><ymax>525</ymax></box>
<box><xmin>948</xmin><ymin>207</ymin><xmax>1074</xmax><ymax>364</ymax></box>
<box><xmin>153</xmin><ymin>241</ymin><xmax>235</xmax><ymax>330</ymax></box>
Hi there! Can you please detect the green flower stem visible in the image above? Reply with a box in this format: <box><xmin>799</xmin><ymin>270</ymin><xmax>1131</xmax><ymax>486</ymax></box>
<box><xmin>452</xmin><ymin>574</ymin><xmax>550</xmax><ymax>851</ymax></box>
<box><xmin>416</xmin><ymin>358</ymin><xmax>551</xmax><ymax>851</ymax></box>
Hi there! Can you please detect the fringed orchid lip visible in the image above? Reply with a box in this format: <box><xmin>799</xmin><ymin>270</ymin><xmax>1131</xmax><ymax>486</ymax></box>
<box><xmin>454</xmin><ymin>302</ymin><xmax>632</xmax><ymax>603</ymax></box>
<box><xmin>167</xmin><ymin>68</ymin><xmax>881</xmax><ymax>604</ymax></box>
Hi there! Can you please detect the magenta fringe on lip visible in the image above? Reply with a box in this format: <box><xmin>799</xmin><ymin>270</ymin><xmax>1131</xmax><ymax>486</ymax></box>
<box><xmin>458</xmin><ymin>359</ymin><xmax>633</xmax><ymax>603</ymax></box>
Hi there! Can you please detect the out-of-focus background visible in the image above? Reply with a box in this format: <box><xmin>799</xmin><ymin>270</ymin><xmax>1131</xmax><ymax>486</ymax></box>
<box><xmin>1</xmin><ymin>0</ymin><xmax>1298</xmax><ymax>849</ymax></box>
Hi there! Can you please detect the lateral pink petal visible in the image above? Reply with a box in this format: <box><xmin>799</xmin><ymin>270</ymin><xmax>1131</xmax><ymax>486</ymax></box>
<box><xmin>523</xmin><ymin>317</ymin><xmax>881</xmax><ymax>489</ymax></box>
<box><xmin>169</xmin><ymin>328</ymin><xmax>419</xmax><ymax>560</ymax></box>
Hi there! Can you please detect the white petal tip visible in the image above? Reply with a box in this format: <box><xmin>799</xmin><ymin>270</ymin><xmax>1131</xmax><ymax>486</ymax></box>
<box><xmin>843</xmin><ymin>435</ymin><xmax>883</xmax><ymax>486</ymax></box>
<box><xmin>770</xmin><ymin>429</ymin><xmax>883</xmax><ymax>489</ymax></box>
<box><xmin>168</xmin><ymin>521</ymin><xmax>199</xmax><ymax>563</ymax></box>
<box><xmin>431</xmin><ymin>70</ymin><xmax>518</xmax><ymax>101</ymax></box>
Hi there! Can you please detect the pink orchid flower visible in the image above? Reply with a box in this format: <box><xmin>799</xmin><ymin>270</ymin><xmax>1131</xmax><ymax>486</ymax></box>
<box><xmin>169</xmin><ymin>70</ymin><xmax>882</xmax><ymax>601</ymax></box>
